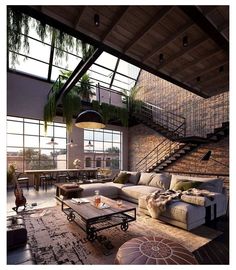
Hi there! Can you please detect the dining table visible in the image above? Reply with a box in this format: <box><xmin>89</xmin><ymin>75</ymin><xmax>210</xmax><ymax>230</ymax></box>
<box><xmin>24</xmin><ymin>168</ymin><xmax>98</xmax><ymax>191</ymax></box>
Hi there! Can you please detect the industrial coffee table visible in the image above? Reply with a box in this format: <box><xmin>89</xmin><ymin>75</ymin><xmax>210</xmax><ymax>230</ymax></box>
<box><xmin>61</xmin><ymin>196</ymin><xmax>136</xmax><ymax>241</ymax></box>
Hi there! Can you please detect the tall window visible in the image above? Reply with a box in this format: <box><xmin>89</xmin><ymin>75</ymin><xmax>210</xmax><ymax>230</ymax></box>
<box><xmin>84</xmin><ymin>128</ymin><xmax>122</xmax><ymax>169</ymax></box>
<box><xmin>7</xmin><ymin>116</ymin><xmax>67</xmax><ymax>171</ymax></box>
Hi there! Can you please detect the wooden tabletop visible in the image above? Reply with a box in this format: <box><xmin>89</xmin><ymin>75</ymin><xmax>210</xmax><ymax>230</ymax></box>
<box><xmin>24</xmin><ymin>168</ymin><xmax>97</xmax><ymax>173</ymax></box>
<box><xmin>63</xmin><ymin>196</ymin><xmax>136</xmax><ymax>221</ymax></box>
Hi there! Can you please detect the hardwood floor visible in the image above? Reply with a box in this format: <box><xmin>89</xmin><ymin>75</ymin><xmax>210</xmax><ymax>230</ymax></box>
<box><xmin>7</xmin><ymin>186</ymin><xmax>229</xmax><ymax>265</ymax></box>
<box><xmin>193</xmin><ymin>217</ymin><xmax>229</xmax><ymax>264</ymax></box>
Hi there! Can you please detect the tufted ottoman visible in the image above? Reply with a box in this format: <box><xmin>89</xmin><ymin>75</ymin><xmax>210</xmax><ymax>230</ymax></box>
<box><xmin>115</xmin><ymin>236</ymin><xmax>198</xmax><ymax>264</ymax></box>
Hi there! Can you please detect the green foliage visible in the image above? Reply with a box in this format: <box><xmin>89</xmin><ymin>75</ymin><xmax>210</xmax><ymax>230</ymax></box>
<box><xmin>62</xmin><ymin>91</ymin><xmax>81</xmax><ymax>133</ymax></box>
<box><xmin>78</xmin><ymin>74</ymin><xmax>95</xmax><ymax>102</ymax></box>
<box><xmin>92</xmin><ymin>102</ymin><xmax>129</xmax><ymax>127</ymax></box>
<box><xmin>7</xmin><ymin>7</ymin><xmax>94</xmax><ymax>68</ymax></box>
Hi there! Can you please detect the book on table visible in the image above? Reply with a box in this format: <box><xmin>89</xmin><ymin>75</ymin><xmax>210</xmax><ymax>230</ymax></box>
<box><xmin>71</xmin><ymin>198</ymin><xmax>90</xmax><ymax>204</ymax></box>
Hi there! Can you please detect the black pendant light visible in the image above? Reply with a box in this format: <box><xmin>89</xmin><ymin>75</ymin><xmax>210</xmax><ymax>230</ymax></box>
<box><xmin>66</xmin><ymin>139</ymin><xmax>78</xmax><ymax>147</ymax></box>
<box><xmin>46</xmin><ymin>137</ymin><xmax>58</xmax><ymax>145</ymax></box>
<box><xmin>75</xmin><ymin>110</ymin><xmax>105</xmax><ymax>129</ymax></box>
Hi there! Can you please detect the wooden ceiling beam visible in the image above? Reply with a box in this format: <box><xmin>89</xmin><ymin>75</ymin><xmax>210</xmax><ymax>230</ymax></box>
<box><xmin>123</xmin><ymin>6</ymin><xmax>173</xmax><ymax>53</ymax></box>
<box><xmin>74</xmin><ymin>6</ymin><xmax>86</xmax><ymax>29</ymax></box>
<box><xmin>156</xmin><ymin>36</ymin><xmax>207</xmax><ymax>70</ymax></box>
<box><xmin>171</xmin><ymin>49</ymin><xmax>223</xmax><ymax>77</ymax></box>
<box><xmin>186</xmin><ymin>60</ymin><xmax>229</xmax><ymax>83</ymax></box>
<box><xmin>179</xmin><ymin>6</ymin><xmax>229</xmax><ymax>52</ymax></box>
<box><xmin>12</xmin><ymin>5</ymin><xmax>209</xmax><ymax>98</ymax></box>
<box><xmin>143</xmin><ymin>21</ymin><xmax>193</xmax><ymax>62</ymax></box>
<box><xmin>101</xmin><ymin>6</ymin><xmax>130</xmax><ymax>42</ymax></box>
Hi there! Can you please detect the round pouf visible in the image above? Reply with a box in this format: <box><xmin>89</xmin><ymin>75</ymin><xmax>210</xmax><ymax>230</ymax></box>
<box><xmin>115</xmin><ymin>236</ymin><xmax>198</xmax><ymax>265</ymax></box>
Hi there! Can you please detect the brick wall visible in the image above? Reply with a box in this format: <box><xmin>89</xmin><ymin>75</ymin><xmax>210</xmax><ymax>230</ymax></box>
<box><xmin>136</xmin><ymin>71</ymin><xmax>229</xmax><ymax>137</ymax></box>
<box><xmin>128</xmin><ymin>70</ymin><xmax>229</xmax><ymax>179</ymax></box>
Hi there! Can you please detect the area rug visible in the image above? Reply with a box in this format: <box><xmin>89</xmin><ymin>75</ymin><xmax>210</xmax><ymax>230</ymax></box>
<box><xmin>22</xmin><ymin>206</ymin><xmax>222</xmax><ymax>265</ymax></box>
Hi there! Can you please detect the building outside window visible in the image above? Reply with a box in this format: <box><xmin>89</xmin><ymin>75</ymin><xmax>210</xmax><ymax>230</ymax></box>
<box><xmin>84</xmin><ymin>128</ymin><xmax>122</xmax><ymax>169</ymax></box>
<box><xmin>7</xmin><ymin>116</ymin><xmax>67</xmax><ymax>171</ymax></box>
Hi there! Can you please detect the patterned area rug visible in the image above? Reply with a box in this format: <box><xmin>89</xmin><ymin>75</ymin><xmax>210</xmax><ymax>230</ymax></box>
<box><xmin>22</xmin><ymin>206</ymin><xmax>222</xmax><ymax>265</ymax></box>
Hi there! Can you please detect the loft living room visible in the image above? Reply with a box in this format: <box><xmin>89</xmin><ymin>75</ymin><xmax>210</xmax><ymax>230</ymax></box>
<box><xmin>5</xmin><ymin>4</ymin><xmax>230</xmax><ymax>266</ymax></box>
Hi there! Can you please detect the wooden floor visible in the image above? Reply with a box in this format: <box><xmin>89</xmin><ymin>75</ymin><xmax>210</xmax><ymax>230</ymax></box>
<box><xmin>7</xmin><ymin>185</ymin><xmax>229</xmax><ymax>265</ymax></box>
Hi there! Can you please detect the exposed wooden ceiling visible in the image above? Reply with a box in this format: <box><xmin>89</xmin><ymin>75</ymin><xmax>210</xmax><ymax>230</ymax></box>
<box><xmin>16</xmin><ymin>5</ymin><xmax>229</xmax><ymax>98</ymax></box>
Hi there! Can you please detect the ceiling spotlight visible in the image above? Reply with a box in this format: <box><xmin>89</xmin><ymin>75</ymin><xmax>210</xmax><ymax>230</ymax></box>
<box><xmin>219</xmin><ymin>66</ymin><xmax>224</xmax><ymax>72</ymax></box>
<box><xmin>159</xmin><ymin>53</ymin><xmax>164</xmax><ymax>64</ymax></box>
<box><xmin>183</xmin><ymin>36</ymin><xmax>188</xmax><ymax>47</ymax></box>
<box><xmin>196</xmin><ymin>76</ymin><xmax>201</xmax><ymax>82</ymax></box>
<box><xmin>94</xmin><ymin>14</ymin><xmax>100</xmax><ymax>27</ymax></box>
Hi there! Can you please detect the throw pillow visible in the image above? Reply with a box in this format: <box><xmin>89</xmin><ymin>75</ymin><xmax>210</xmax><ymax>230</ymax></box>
<box><xmin>148</xmin><ymin>173</ymin><xmax>171</xmax><ymax>189</ymax></box>
<box><xmin>119</xmin><ymin>171</ymin><xmax>141</xmax><ymax>185</ymax></box>
<box><xmin>172</xmin><ymin>180</ymin><xmax>201</xmax><ymax>191</ymax></box>
<box><xmin>113</xmin><ymin>172</ymin><xmax>129</xmax><ymax>184</ymax></box>
<box><xmin>138</xmin><ymin>173</ymin><xmax>155</xmax><ymax>185</ymax></box>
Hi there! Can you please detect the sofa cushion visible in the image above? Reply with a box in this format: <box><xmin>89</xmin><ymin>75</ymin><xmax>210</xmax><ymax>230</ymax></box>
<box><xmin>172</xmin><ymin>180</ymin><xmax>201</xmax><ymax>191</ymax></box>
<box><xmin>139</xmin><ymin>196</ymin><xmax>205</xmax><ymax>224</ymax></box>
<box><xmin>120</xmin><ymin>185</ymin><xmax>161</xmax><ymax>201</ymax></box>
<box><xmin>79</xmin><ymin>183</ymin><xmax>120</xmax><ymax>198</ymax></box>
<box><xmin>120</xmin><ymin>171</ymin><xmax>140</xmax><ymax>185</ymax></box>
<box><xmin>113</xmin><ymin>172</ymin><xmax>129</xmax><ymax>184</ymax></box>
<box><xmin>148</xmin><ymin>173</ymin><xmax>171</xmax><ymax>189</ymax></box>
<box><xmin>138</xmin><ymin>173</ymin><xmax>155</xmax><ymax>185</ymax></box>
<box><xmin>170</xmin><ymin>174</ymin><xmax>223</xmax><ymax>193</ymax></box>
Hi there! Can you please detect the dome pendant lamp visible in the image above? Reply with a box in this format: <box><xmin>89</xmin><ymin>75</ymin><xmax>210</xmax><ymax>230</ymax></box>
<box><xmin>75</xmin><ymin>110</ymin><xmax>105</xmax><ymax>129</ymax></box>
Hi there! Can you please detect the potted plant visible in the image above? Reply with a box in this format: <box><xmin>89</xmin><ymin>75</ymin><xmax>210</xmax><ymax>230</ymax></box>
<box><xmin>7</xmin><ymin>163</ymin><xmax>16</xmax><ymax>185</ymax></box>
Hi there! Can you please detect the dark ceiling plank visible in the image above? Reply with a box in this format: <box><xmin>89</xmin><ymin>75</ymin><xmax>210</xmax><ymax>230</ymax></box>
<box><xmin>191</xmin><ymin>72</ymin><xmax>229</xmax><ymax>88</ymax></box>
<box><xmin>179</xmin><ymin>6</ymin><xmax>229</xmax><ymax>52</ymax></box>
<box><xmin>74</xmin><ymin>6</ymin><xmax>86</xmax><ymax>29</ymax></box>
<box><xmin>156</xmin><ymin>36</ymin><xmax>207</xmax><ymax>70</ymax></box>
<box><xmin>218</xmin><ymin>22</ymin><xmax>229</xmax><ymax>33</ymax></box>
<box><xmin>203</xmin><ymin>83</ymin><xmax>228</xmax><ymax>95</ymax></box>
<box><xmin>123</xmin><ymin>6</ymin><xmax>173</xmax><ymax>53</ymax></box>
<box><xmin>56</xmin><ymin>47</ymin><xmax>103</xmax><ymax>102</ymax></box>
<box><xmin>171</xmin><ymin>48</ymin><xmax>223</xmax><ymax>77</ymax></box>
<box><xmin>101</xmin><ymin>6</ymin><xmax>130</xmax><ymax>41</ymax></box>
<box><xmin>186</xmin><ymin>60</ymin><xmax>229</xmax><ymax>83</ymax></box>
<box><xmin>143</xmin><ymin>21</ymin><xmax>193</xmax><ymax>62</ymax></box>
<box><xmin>12</xmin><ymin>5</ymin><xmax>209</xmax><ymax>98</ymax></box>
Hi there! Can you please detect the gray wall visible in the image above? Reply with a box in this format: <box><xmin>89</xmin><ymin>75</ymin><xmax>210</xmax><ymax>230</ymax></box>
<box><xmin>7</xmin><ymin>72</ymin><xmax>52</xmax><ymax>120</ymax></box>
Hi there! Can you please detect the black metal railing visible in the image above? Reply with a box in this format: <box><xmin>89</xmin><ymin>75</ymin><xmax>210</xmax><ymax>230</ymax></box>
<box><xmin>137</xmin><ymin>102</ymin><xmax>186</xmax><ymax>138</ymax></box>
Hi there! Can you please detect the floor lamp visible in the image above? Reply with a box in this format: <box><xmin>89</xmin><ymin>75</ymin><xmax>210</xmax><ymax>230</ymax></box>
<box><xmin>200</xmin><ymin>150</ymin><xmax>229</xmax><ymax>168</ymax></box>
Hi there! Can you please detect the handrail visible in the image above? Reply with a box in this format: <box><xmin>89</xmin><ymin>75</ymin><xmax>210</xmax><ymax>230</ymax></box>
<box><xmin>139</xmin><ymin>102</ymin><xmax>186</xmax><ymax>138</ymax></box>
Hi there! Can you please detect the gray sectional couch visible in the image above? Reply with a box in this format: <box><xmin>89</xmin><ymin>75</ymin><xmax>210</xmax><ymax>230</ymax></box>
<box><xmin>78</xmin><ymin>171</ymin><xmax>228</xmax><ymax>230</ymax></box>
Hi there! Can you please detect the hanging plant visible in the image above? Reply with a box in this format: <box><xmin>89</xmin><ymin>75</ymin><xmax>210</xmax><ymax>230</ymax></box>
<box><xmin>62</xmin><ymin>90</ymin><xmax>82</xmax><ymax>133</ymax></box>
<box><xmin>7</xmin><ymin>7</ymin><xmax>95</xmax><ymax>68</ymax></box>
<box><xmin>7</xmin><ymin>7</ymin><xmax>30</xmax><ymax>67</ymax></box>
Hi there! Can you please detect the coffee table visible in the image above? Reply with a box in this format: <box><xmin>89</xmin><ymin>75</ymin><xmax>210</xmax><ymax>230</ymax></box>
<box><xmin>61</xmin><ymin>196</ymin><xmax>136</xmax><ymax>241</ymax></box>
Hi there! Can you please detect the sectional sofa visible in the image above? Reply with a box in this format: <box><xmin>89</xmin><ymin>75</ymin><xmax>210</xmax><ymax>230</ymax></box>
<box><xmin>78</xmin><ymin>171</ymin><xmax>228</xmax><ymax>230</ymax></box>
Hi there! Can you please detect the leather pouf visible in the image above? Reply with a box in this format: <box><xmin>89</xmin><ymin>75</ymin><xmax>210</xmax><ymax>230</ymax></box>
<box><xmin>115</xmin><ymin>236</ymin><xmax>198</xmax><ymax>264</ymax></box>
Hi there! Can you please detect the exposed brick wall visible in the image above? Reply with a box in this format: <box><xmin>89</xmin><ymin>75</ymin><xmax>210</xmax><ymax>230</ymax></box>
<box><xmin>136</xmin><ymin>71</ymin><xmax>229</xmax><ymax>137</ymax></box>
<box><xmin>128</xmin><ymin>124</ymin><xmax>170</xmax><ymax>171</ymax></box>
<box><xmin>128</xmin><ymin>70</ymin><xmax>229</xmax><ymax>181</ymax></box>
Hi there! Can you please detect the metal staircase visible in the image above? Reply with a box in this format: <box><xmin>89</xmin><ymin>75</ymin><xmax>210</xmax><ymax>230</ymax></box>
<box><xmin>134</xmin><ymin>101</ymin><xmax>229</xmax><ymax>172</ymax></box>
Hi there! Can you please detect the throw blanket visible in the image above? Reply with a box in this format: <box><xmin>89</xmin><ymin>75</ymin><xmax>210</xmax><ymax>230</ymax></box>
<box><xmin>146</xmin><ymin>190</ymin><xmax>181</xmax><ymax>218</ymax></box>
<box><xmin>146</xmin><ymin>188</ymin><xmax>216</xmax><ymax>218</ymax></box>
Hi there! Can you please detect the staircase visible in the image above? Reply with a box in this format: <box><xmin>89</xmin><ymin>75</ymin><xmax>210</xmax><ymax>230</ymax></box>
<box><xmin>135</xmin><ymin>101</ymin><xmax>229</xmax><ymax>172</ymax></box>
<box><xmin>134</xmin><ymin>102</ymin><xmax>186</xmax><ymax>140</ymax></box>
